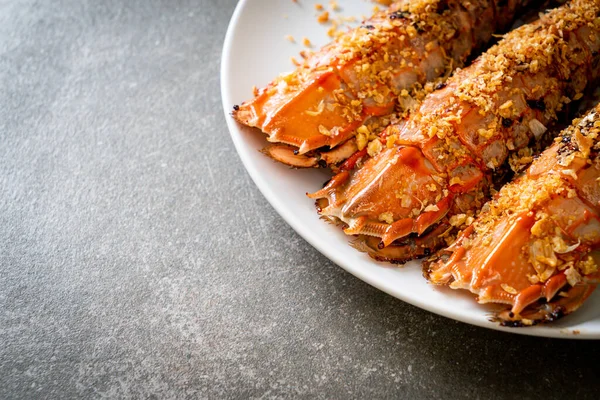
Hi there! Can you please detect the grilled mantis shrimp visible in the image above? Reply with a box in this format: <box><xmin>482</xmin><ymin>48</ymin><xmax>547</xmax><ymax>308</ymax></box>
<box><xmin>425</xmin><ymin>103</ymin><xmax>600</xmax><ymax>326</ymax></box>
<box><xmin>232</xmin><ymin>0</ymin><xmax>531</xmax><ymax>168</ymax></box>
<box><xmin>310</xmin><ymin>0</ymin><xmax>600</xmax><ymax>263</ymax></box>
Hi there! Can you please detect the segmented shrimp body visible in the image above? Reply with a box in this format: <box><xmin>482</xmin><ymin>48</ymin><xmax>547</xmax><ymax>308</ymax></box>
<box><xmin>233</xmin><ymin>0</ymin><xmax>530</xmax><ymax>168</ymax></box>
<box><xmin>309</xmin><ymin>0</ymin><xmax>600</xmax><ymax>263</ymax></box>
<box><xmin>425</xmin><ymin>103</ymin><xmax>600</xmax><ymax>326</ymax></box>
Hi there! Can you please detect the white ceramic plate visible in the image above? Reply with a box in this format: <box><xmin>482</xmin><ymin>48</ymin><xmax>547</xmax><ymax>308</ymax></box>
<box><xmin>221</xmin><ymin>0</ymin><xmax>600</xmax><ymax>338</ymax></box>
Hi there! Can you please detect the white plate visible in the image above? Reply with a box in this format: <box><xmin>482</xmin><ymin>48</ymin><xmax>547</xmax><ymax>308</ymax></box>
<box><xmin>220</xmin><ymin>0</ymin><xmax>600</xmax><ymax>338</ymax></box>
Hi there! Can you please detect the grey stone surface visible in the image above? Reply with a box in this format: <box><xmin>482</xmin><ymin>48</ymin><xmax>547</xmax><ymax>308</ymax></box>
<box><xmin>1</xmin><ymin>0</ymin><xmax>600</xmax><ymax>398</ymax></box>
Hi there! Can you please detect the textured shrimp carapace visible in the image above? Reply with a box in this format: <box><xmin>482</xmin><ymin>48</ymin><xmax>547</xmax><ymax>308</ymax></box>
<box><xmin>233</xmin><ymin>0</ymin><xmax>533</xmax><ymax>168</ymax></box>
<box><xmin>309</xmin><ymin>0</ymin><xmax>600</xmax><ymax>263</ymax></box>
<box><xmin>425</xmin><ymin>102</ymin><xmax>600</xmax><ymax>326</ymax></box>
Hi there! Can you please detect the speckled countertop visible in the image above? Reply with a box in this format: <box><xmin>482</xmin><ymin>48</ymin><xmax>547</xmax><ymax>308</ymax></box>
<box><xmin>1</xmin><ymin>0</ymin><xmax>600</xmax><ymax>398</ymax></box>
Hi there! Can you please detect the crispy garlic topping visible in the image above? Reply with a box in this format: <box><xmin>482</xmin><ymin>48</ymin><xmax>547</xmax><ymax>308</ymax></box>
<box><xmin>266</xmin><ymin>0</ymin><xmax>519</xmax><ymax>149</ymax></box>
<box><xmin>406</xmin><ymin>0</ymin><xmax>600</xmax><ymax>171</ymax></box>
<box><xmin>471</xmin><ymin>107</ymin><xmax>600</xmax><ymax>284</ymax></box>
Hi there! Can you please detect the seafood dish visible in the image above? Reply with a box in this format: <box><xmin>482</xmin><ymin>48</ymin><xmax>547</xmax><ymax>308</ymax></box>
<box><xmin>310</xmin><ymin>0</ymin><xmax>600</xmax><ymax>263</ymax></box>
<box><xmin>233</xmin><ymin>0</ymin><xmax>531</xmax><ymax>168</ymax></box>
<box><xmin>230</xmin><ymin>0</ymin><xmax>600</xmax><ymax>327</ymax></box>
<box><xmin>426</xmin><ymin>103</ymin><xmax>600</xmax><ymax>326</ymax></box>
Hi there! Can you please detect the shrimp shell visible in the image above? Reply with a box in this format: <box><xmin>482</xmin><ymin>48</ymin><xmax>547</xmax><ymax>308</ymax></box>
<box><xmin>309</xmin><ymin>0</ymin><xmax>600</xmax><ymax>263</ymax></box>
<box><xmin>233</xmin><ymin>0</ymin><xmax>532</xmax><ymax>168</ymax></box>
<box><xmin>425</xmin><ymin>102</ymin><xmax>600</xmax><ymax>326</ymax></box>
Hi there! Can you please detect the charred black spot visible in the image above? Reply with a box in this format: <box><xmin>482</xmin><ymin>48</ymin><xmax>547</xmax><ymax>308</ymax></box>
<box><xmin>558</xmin><ymin>147</ymin><xmax>571</xmax><ymax>156</ymax></box>
<box><xmin>502</xmin><ymin>118</ymin><xmax>513</xmax><ymax>128</ymax></box>
<box><xmin>558</xmin><ymin>135</ymin><xmax>577</xmax><ymax>155</ymax></box>
<box><xmin>436</xmin><ymin>2</ymin><xmax>449</xmax><ymax>13</ymax></box>
<box><xmin>435</xmin><ymin>82</ymin><xmax>447</xmax><ymax>91</ymax></box>
<box><xmin>565</xmin><ymin>84</ymin><xmax>576</xmax><ymax>100</ymax></box>
<box><xmin>318</xmin><ymin>159</ymin><xmax>328</xmax><ymax>168</ymax></box>
<box><xmin>233</xmin><ymin>104</ymin><xmax>240</xmax><ymax>111</ymax></box>
<box><xmin>389</xmin><ymin>11</ymin><xmax>410</xmax><ymax>19</ymax></box>
<box><xmin>527</xmin><ymin>98</ymin><xmax>546</xmax><ymax>111</ymax></box>
<box><xmin>546</xmin><ymin>306</ymin><xmax>566</xmax><ymax>322</ymax></box>
<box><xmin>501</xmin><ymin>320</ymin><xmax>524</xmax><ymax>328</ymax></box>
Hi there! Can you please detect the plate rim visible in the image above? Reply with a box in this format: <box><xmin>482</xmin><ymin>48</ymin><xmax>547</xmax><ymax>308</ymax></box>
<box><xmin>220</xmin><ymin>0</ymin><xmax>600</xmax><ymax>340</ymax></box>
